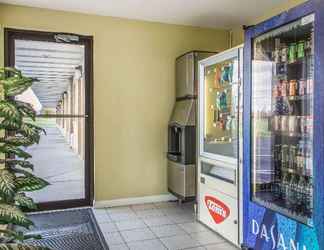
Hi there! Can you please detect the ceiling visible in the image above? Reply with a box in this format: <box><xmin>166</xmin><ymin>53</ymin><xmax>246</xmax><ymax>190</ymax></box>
<box><xmin>15</xmin><ymin>40</ymin><xmax>84</xmax><ymax>110</ymax></box>
<box><xmin>2</xmin><ymin>0</ymin><xmax>288</xmax><ymax>29</ymax></box>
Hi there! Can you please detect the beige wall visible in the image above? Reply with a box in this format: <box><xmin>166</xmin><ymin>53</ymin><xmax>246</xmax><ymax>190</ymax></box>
<box><xmin>0</xmin><ymin>4</ymin><xmax>229</xmax><ymax>201</ymax></box>
<box><xmin>231</xmin><ymin>0</ymin><xmax>307</xmax><ymax>47</ymax></box>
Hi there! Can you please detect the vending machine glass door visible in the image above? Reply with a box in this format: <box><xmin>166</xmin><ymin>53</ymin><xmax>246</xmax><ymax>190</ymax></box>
<box><xmin>251</xmin><ymin>14</ymin><xmax>315</xmax><ymax>225</ymax></box>
<box><xmin>199</xmin><ymin>49</ymin><xmax>241</xmax><ymax>163</ymax></box>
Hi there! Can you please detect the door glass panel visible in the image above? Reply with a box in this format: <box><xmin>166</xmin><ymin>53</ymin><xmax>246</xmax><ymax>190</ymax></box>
<box><xmin>251</xmin><ymin>15</ymin><xmax>314</xmax><ymax>225</ymax></box>
<box><xmin>14</xmin><ymin>39</ymin><xmax>87</xmax><ymax>204</ymax></box>
<box><xmin>15</xmin><ymin>40</ymin><xmax>85</xmax><ymax>116</ymax></box>
<box><xmin>24</xmin><ymin>117</ymin><xmax>85</xmax><ymax>203</ymax></box>
<box><xmin>203</xmin><ymin>56</ymin><xmax>239</xmax><ymax>158</ymax></box>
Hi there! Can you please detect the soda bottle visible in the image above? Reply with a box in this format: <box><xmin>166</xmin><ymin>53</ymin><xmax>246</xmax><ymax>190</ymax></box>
<box><xmin>289</xmin><ymin>43</ymin><xmax>297</xmax><ymax>63</ymax></box>
<box><xmin>305</xmin><ymin>142</ymin><xmax>312</xmax><ymax>176</ymax></box>
<box><xmin>281</xmin><ymin>172</ymin><xmax>290</xmax><ymax>200</ymax></box>
<box><xmin>287</xmin><ymin>174</ymin><xmax>296</xmax><ymax>205</ymax></box>
<box><xmin>288</xmin><ymin>116</ymin><xmax>297</xmax><ymax>133</ymax></box>
<box><xmin>281</xmin><ymin>145</ymin><xmax>289</xmax><ymax>168</ymax></box>
<box><xmin>276</xmin><ymin>82</ymin><xmax>282</xmax><ymax>97</ymax></box>
<box><xmin>274</xmin><ymin>145</ymin><xmax>281</xmax><ymax>167</ymax></box>
<box><xmin>296</xmin><ymin>143</ymin><xmax>306</xmax><ymax>175</ymax></box>
<box><xmin>297</xmin><ymin>176</ymin><xmax>307</xmax><ymax>213</ymax></box>
<box><xmin>305</xmin><ymin>177</ymin><xmax>313</xmax><ymax>215</ymax></box>
<box><xmin>273</xmin><ymin>84</ymin><xmax>278</xmax><ymax>97</ymax></box>
<box><xmin>281</xmin><ymin>45</ymin><xmax>288</xmax><ymax>63</ymax></box>
<box><xmin>289</xmin><ymin>145</ymin><xmax>297</xmax><ymax>169</ymax></box>
<box><xmin>298</xmin><ymin>79</ymin><xmax>306</xmax><ymax>96</ymax></box>
<box><xmin>292</xmin><ymin>175</ymin><xmax>300</xmax><ymax>207</ymax></box>
<box><xmin>281</xmin><ymin>116</ymin><xmax>289</xmax><ymax>132</ymax></box>
<box><xmin>289</xmin><ymin>80</ymin><xmax>297</xmax><ymax>96</ymax></box>
<box><xmin>281</xmin><ymin>80</ymin><xmax>288</xmax><ymax>97</ymax></box>
<box><xmin>273</xmin><ymin>38</ymin><xmax>281</xmax><ymax>63</ymax></box>
<box><xmin>300</xmin><ymin>116</ymin><xmax>309</xmax><ymax>135</ymax></box>
<box><xmin>273</xmin><ymin>116</ymin><xmax>281</xmax><ymax>131</ymax></box>
<box><xmin>297</xmin><ymin>40</ymin><xmax>305</xmax><ymax>59</ymax></box>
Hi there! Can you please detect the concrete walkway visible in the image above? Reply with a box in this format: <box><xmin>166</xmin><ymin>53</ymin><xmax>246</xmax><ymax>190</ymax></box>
<box><xmin>25</xmin><ymin>121</ymin><xmax>84</xmax><ymax>203</ymax></box>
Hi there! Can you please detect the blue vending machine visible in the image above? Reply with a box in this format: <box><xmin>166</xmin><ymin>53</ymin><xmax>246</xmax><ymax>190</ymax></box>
<box><xmin>243</xmin><ymin>1</ymin><xmax>324</xmax><ymax>250</ymax></box>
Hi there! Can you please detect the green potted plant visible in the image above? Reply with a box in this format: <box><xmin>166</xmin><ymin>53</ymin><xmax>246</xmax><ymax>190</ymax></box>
<box><xmin>0</xmin><ymin>67</ymin><xmax>50</xmax><ymax>249</ymax></box>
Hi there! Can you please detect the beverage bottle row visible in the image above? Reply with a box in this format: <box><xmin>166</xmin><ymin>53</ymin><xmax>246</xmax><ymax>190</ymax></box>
<box><xmin>272</xmin><ymin>78</ymin><xmax>313</xmax><ymax>98</ymax></box>
<box><xmin>272</xmin><ymin>36</ymin><xmax>312</xmax><ymax>64</ymax></box>
<box><xmin>273</xmin><ymin>141</ymin><xmax>312</xmax><ymax>176</ymax></box>
<box><xmin>272</xmin><ymin>115</ymin><xmax>312</xmax><ymax>135</ymax></box>
<box><xmin>276</xmin><ymin>173</ymin><xmax>313</xmax><ymax>215</ymax></box>
<box><xmin>274</xmin><ymin>98</ymin><xmax>311</xmax><ymax>116</ymax></box>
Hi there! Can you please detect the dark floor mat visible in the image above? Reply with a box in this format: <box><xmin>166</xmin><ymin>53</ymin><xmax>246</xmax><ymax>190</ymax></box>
<box><xmin>18</xmin><ymin>208</ymin><xmax>108</xmax><ymax>250</ymax></box>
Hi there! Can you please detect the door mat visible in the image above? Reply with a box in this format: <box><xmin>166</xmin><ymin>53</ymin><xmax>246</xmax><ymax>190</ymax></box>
<box><xmin>18</xmin><ymin>208</ymin><xmax>108</xmax><ymax>250</ymax></box>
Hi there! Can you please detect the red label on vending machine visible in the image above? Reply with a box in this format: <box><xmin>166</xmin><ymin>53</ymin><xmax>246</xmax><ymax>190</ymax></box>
<box><xmin>205</xmin><ymin>196</ymin><xmax>230</xmax><ymax>224</ymax></box>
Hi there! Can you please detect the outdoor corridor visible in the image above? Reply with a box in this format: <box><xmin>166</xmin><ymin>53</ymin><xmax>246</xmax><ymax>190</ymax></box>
<box><xmin>26</xmin><ymin>120</ymin><xmax>85</xmax><ymax>203</ymax></box>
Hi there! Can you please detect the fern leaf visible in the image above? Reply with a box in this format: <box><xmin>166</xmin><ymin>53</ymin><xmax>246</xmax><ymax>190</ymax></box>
<box><xmin>16</xmin><ymin>176</ymin><xmax>49</xmax><ymax>192</ymax></box>
<box><xmin>0</xmin><ymin>101</ymin><xmax>21</xmax><ymax>122</ymax></box>
<box><xmin>18</xmin><ymin>123</ymin><xmax>46</xmax><ymax>144</ymax></box>
<box><xmin>0</xmin><ymin>145</ymin><xmax>31</xmax><ymax>159</ymax></box>
<box><xmin>2</xmin><ymin>76</ymin><xmax>34</xmax><ymax>97</ymax></box>
<box><xmin>0</xmin><ymin>170</ymin><xmax>16</xmax><ymax>200</ymax></box>
<box><xmin>0</xmin><ymin>67</ymin><xmax>35</xmax><ymax>97</ymax></box>
<box><xmin>0</xmin><ymin>204</ymin><xmax>33</xmax><ymax>228</ymax></box>
<box><xmin>5</xmin><ymin>160</ymin><xmax>34</xmax><ymax>170</ymax></box>
<box><xmin>0</xmin><ymin>136</ymin><xmax>33</xmax><ymax>147</ymax></box>
<box><xmin>0</xmin><ymin>67</ymin><xmax>22</xmax><ymax>78</ymax></box>
<box><xmin>14</xmin><ymin>193</ymin><xmax>37</xmax><ymax>210</ymax></box>
<box><xmin>0</xmin><ymin>228</ymin><xmax>35</xmax><ymax>242</ymax></box>
<box><xmin>0</xmin><ymin>119</ymin><xmax>22</xmax><ymax>131</ymax></box>
<box><xmin>0</xmin><ymin>244</ymin><xmax>51</xmax><ymax>250</ymax></box>
<box><xmin>0</xmin><ymin>68</ymin><xmax>47</xmax><ymax>246</ymax></box>
<box><xmin>16</xmin><ymin>101</ymin><xmax>36</xmax><ymax>121</ymax></box>
<box><xmin>11</xmin><ymin>168</ymin><xmax>32</xmax><ymax>177</ymax></box>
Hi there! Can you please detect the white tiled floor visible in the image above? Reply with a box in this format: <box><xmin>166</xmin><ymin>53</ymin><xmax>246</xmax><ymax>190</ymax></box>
<box><xmin>93</xmin><ymin>201</ymin><xmax>238</xmax><ymax>250</ymax></box>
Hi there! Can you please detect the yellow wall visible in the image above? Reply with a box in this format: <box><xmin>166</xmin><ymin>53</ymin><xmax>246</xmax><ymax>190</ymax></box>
<box><xmin>0</xmin><ymin>4</ymin><xmax>229</xmax><ymax>201</ymax></box>
<box><xmin>0</xmin><ymin>24</ymin><xmax>3</xmax><ymax>67</ymax></box>
<box><xmin>231</xmin><ymin>0</ymin><xmax>307</xmax><ymax>46</ymax></box>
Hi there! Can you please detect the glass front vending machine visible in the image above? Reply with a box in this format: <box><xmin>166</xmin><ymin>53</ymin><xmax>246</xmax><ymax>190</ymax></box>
<box><xmin>197</xmin><ymin>46</ymin><xmax>243</xmax><ymax>247</ymax></box>
<box><xmin>243</xmin><ymin>1</ymin><xmax>324</xmax><ymax>250</ymax></box>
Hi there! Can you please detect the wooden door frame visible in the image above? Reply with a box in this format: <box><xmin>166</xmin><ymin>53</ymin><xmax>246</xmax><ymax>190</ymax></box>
<box><xmin>4</xmin><ymin>28</ymin><xmax>94</xmax><ymax>210</ymax></box>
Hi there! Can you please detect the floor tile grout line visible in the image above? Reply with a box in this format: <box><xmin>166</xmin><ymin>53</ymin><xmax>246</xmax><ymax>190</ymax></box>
<box><xmin>145</xmin><ymin>225</ymin><xmax>169</xmax><ymax>250</ymax></box>
<box><xmin>139</xmin><ymin>214</ymin><xmax>192</xmax><ymax>250</ymax></box>
<box><xmin>115</xmin><ymin>214</ymin><xmax>131</xmax><ymax>250</ymax></box>
<box><xmin>118</xmin><ymin>213</ymin><xmax>158</xmax><ymax>245</ymax></box>
<box><xmin>202</xmin><ymin>241</ymin><xmax>233</xmax><ymax>247</ymax></box>
<box><xmin>124</xmin><ymin>236</ymin><xmax>158</xmax><ymax>246</ymax></box>
<box><xmin>154</xmin><ymin>228</ymin><xmax>206</xmax><ymax>250</ymax></box>
<box><xmin>97</xmin><ymin>203</ymin><xmax>232</xmax><ymax>250</ymax></box>
<box><xmin>156</xmin><ymin>238</ymin><xmax>169</xmax><ymax>250</ymax></box>
<box><xmin>98</xmin><ymin>206</ymin><xmax>170</xmax><ymax>249</ymax></box>
<box><xmin>103</xmin><ymin>207</ymin><xmax>130</xmax><ymax>249</ymax></box>
<box><xmin>105</xmin><ymin>225</ymin><xmax>229</xmax><ymax>250</ymax></box>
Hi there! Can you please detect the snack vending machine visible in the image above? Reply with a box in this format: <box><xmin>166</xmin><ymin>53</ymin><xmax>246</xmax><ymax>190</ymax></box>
<box><xmin>243</xmin><ymin>1</ymin><xmax>324</xmax><ymax>249</ymax></box>
<box><xmin>197</xmin><ymin>46</ymin><xmax>243</xmax><ymax>246</ymax></box>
